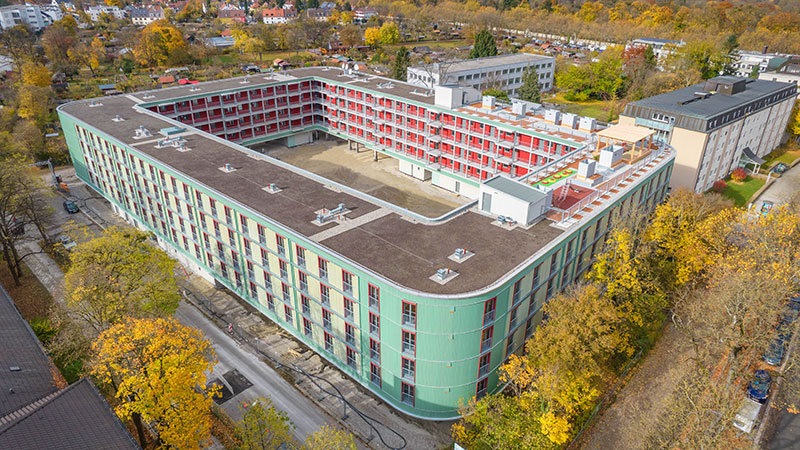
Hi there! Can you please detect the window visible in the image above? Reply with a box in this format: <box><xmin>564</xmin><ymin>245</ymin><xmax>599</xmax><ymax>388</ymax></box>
<box><xmin>279</xmin><ymin>259</ymin><xmax>288</xmax><ymax>279</ymax></box>
<box><xmin>344</xmin><ymin>298</ymin><xmax>354</xmax><ymax>320</ymax></box>
<box><xmin>296</xmin><ymin>245</ymin><xmax>306</xmax><ymax>267</ymax></box>
<box><xmin>533</xmin><ymin>264</ymin><xmax>541</xmax><ymax>287</ymax></box>
<box><xmin>243</xmin><ymin>239</ymin><xmax>251</xmax><ymax>258</ymax></box>
<box><xmin>276</xmin><ymin>235</ymin><xmax>285</xmax><ymax>255</ymax></box>
<box><xmin>281</xmin><ymin>282</ymin><xmax>290</xmax><ymax>302</ymax></box>
<box><xmin>224</xmin><ymin>206</ymin><xmax>233</xmax><ymax>225</ymax></box>
<box><xmin>506</xmin><ymin>336</ymin><xmax>515</xmax><ymax>358</ymax></box>
<box><xmin>346</xmin><ymin>347</ymin><xmax>357</xmax><ymax>369</ymax></box>
<box><xmin>298</xmin><ymin>271</ymin><xmax>308</xmax><ymax>292</ymax></box>
<box><xmin>369</xmin><ymin>312</ymin><xmax>380</xmax><ymax>336</ymax></box>
<box><xmin>476</xmin><ymin>378</ymin><xmax>488</xmax><ymax>400</ymax></box>
<box><xmin>263</xmin><ymin>272</ymin><xmax>272</xmax><ymax>291</ymax></box>
<box><xmin>345</xmin><ymin>323</ymin><xmax>355</xmax><ymax>345</ymax></box>
<box><xmin>509</xmin><ymin>307</ymin><xmax>518</xmax><ymax>329</ymax></box>
<box><xmin>249</xmin><ymin>281</ymin><xmax>257</xmax><ymax>298</ymax></box>
<box><xmin>342</xmin><ymin>270</ymin><xmax>353</xmax><ymax>293</ymax></box>
<box><xmin>261</xmin><ymin>248</ymin><xmax>269</xmax><ymax>267</ymax></box>
<box><xmin>512</xmin><ymin>280</ymin><xmax>522</xmax><ymax>304</ymax></box>
<box><xmin>370</xmin><ymin>363</ymin><xmax>381</xmax><ymax>385</ymax></box>
<box><xmin>550</xmin><ymin>250</ymin><xmax>560</xmax><ymax>274</ymax></box>
<box><xmin>565</xmin><ymin>238</ymin><xmax>575</xmax><ymax>261</ymax></box>
<box><xmin>322</xmin><ymin>308</ymin><xmax>332</xmax><ymax>329</ymax></box>
<box><xmin>369</xmin><ymin>338</ymin><xmax>380</xmax><ymax>361</ymax></box>
<box><xmin>368</xmin><ymin>284</ymin><xmax>380</xmax><ymax>311</ymax></box>
<box><xmin>402</xmin><ymin>357</ymin><xmax>415</xmax><ymax>381</ymax></box>
<box><xmin>546</xmin><ymin>278</ymin><xmax>556</xmax><ymax>299</ymax></box>
<box><xmin>483</xmin><ymin>298</ymin><xmax>496</xmax><ymax>325</ymax></box>
<box><xmin>301</xmin><ymin>295</ymin><xmax>310</xmax><ymax>315</ymax></box>
<box><xmin>209</xmin><ymin>199</ymin><xmax>217</xmax><ymax>217</ymax></box>
<box><xmin>320</xmin><ymin>284</ymin><xmax>330</xmax><ymax>305</ymax></box>
<box><xmin>480</xmin><ymin>326</ymin><xmax>493</xmax><ymax>353</ymax></box>
<box><xmin>258</xmin><ymin>225</ymin><xmax>267</xmax><ymax>245</ymax></box>
<box><xmin>266</xmin><ymin>293</ymin><xmax>275</xmax><ymax>311</ymax></box>
<box><xmin>402</xmin><ymin>301</ymin><xmax>417</xmax><ymax>328</ymax></box>
<box><xmin>401</xmin><ymin>383</ymin><xmax>415</xmax><ymax>406</ymax></box>
<box><xmin>284</xmin><ymin>305</ymin><xmax>293</xmax><ymax>323</ymax></box>
<box><xmin>525</xmin><ymin>318</ymin><xmax>534</xmax><ymax>339</ymax></box>
<box><xmin>318</xmin><ymin>258</ymin><xmax>328</xmax><ymax>280</ymax></box>
<box><xmin>240</xmin><ymin>215</ymin><xmax>249</xmax><ymax>234</ymax></box>
<box><xmin>303</xmin><ymin>318</ymin><xmax>312</xmax><ymax>337</ymax></box>
<box><xmin>478</xmin><ymin>353</ymin><xmax>492</xmax><ymax>379</ymax></box>
<box><xmin>402</xmin><ymin>331</ymin><xmax>416</xmax><ymax>355</ymax></box>
<box><xmin>324</xmin><ymin>332</ymin><xmax>333</xmax><ymax>352</ymax></box>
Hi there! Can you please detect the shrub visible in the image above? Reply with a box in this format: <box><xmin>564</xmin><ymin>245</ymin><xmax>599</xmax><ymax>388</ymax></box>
<box><xmin>731</xmin><ymin>167</ymin><xmax>748</xmax><ymax>182</ymax></box>
<box><xmin>712</xmin><ymin>180</ymin><xmax>727</xmax><ymax>193</ymax></box>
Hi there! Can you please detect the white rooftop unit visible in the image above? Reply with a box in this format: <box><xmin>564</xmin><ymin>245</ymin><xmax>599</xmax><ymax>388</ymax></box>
<box><xmin>579</xmin><ymin>116</ymin><xmax>596</xmax><ymax>131</ymax></box>
<box><xmin>479</xmin><ymin>176</ymin><xmax>553</xmax><ymax>226</ymax></box>
<box><xmin>482</xmin><ymin>95</ymin><xmax>496</xmax><ymax>109</ymax></box>
<box><xmin>544</xmin><ymin>109</ymin><xmax>561</xmax><ymax>125</ymax></box>
<box><xmin>599</xmin><ymin>145</ymin><xmax>624</xmax><ymax>168</ymax></box>
<box><xmin>561</xmin><ymin>113</ymin><xmax>577</xmax><ymax>129</ymax></box>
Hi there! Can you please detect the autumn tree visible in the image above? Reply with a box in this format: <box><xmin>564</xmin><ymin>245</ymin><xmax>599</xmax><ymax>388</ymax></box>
<box><xmin>0</xmin><ymin>25</ymin><xmax>35</xmax><ymax>64</ymax></box>
<box><xmin>469</xmin><ymin>29</ymin><xmax>497</xmax><ymax>59</ymax></box>
<box><xmin>364</xmin><ymin>26</ymin><xmax>380</xmax><ymax>48</ymax></box>
<box><xmin>391</xmin><ymin>46</ymin><xmax>410</xmax><ymax>81</ymax></box>
<box><xmin>64</xmin><ymin>226</ymin><xmax>180</xmax><ymax>334</ymax></box>
<box><xmin>20</xmin><ymin>62</ymin><xmax>52</xmax><ymax>88</ymax></box>
<box><xmin>91</xmin><ymin>317</ymin><xmax>218</xmax><ymax>448</ymax></box>
<box><xmin>237</xmin><ymin>398</ymin><xmax>295</xmax><ymax>450</ymax></box>
<box><xmin>304</xmin><ymin>425</ymin><xmax>357</xmax><ymax>450</ymax></box>
<box><xmin>68</xmin><ymin>38</ymin><xmax>106</xmax><ymax>75</ymax></box>
<box><xmin>517</xmin><ymin>68</ymin><xmax>542</xmax><ymax>103</ymax></box>
<box><xmin>133</xmin><ymin>21</ymin><xmax>187</xmax><ymax>68</ymax></box>
<box><xmin>17</xmin><ymin>85</ymin><xmax>53</xmax><ymax>128</ymax></box>
<box><xmin>378</xmin><ymin>21</ymin><xmax>400</xmax><ymax>45</ymax></box>
<box><xmin>556</xmin><ymin>47</ymin><xmax>625</xmax><ymax>101</ymax></box>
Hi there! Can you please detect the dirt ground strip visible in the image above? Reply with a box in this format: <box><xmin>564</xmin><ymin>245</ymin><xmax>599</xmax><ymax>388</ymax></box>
<box><xmin>579</xmin><ymin>324</ymin><xmax>696</xmax><ymax>450</ymax></box>
<box><xmin>251</xmin><ymin>137</ymin><xmax>468</xmax><ymax>218</ymax></box>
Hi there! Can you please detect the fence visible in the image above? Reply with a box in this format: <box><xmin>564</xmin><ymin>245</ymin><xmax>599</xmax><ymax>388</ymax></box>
<box><xmin>181</xmin><ymin>286</ymin><xmax>409</xmax><ymax>450</ymax></box>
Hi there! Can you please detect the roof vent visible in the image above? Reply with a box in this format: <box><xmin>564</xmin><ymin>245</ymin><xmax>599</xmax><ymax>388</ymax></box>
<box><xmin>312</xmin><ymin>203</ymin><xmax>351</xmax><ymax>225</ymax></box>
<box><xmin>133</xmin><ymin>126</ymin><xmax>152</xmax><ymax>139</ymax></box>
<box><xmin>430</xmin><ymin>268</ymin><xmax>459</xmax><ymax>284</ymax></box>
<box><xmin>263</xmin><ymin>183</ymin><xmax>282</xmax><ymax>194</ymax></box>
<box><xmin>220</xmin><ymin>163</ymin><xmax>236</xmax><ymax>173</ymax></box>
<box><xmin>176</xmin><ymin>142</ymin><xmax>191</xmax><ymax>152</ymax></box>
<box><xmin>240</xmin><ymin>77</ymin><xmax>250</xmax><ymax>84</ymax></box>
<box><xmin>9</xmin><ymin>366</ymin><xmax>20</xmax><ymax>372</ymax></box>
<box><xmin>112</xmin><ymin>114</ymin><xmax>125</xmax><ymax>122</ymax></box>
<box><xmin>142</xmin><ymin>93</ymin><xmax>155</xmax><ymax>99</ymax></box>
<box><xmin>190</xmin><ymin>86</ymin><xmax>200</xmax><ymax>92</ymax></box>
<box><xmin>449</xmin><ymin>248</ymin><xmax>474</xmax><ymax>263</ymax></box>
<box><xmin>88</xmin><ymin>100</ymin><xmax>102</xmax><ymax>107</ymax></box>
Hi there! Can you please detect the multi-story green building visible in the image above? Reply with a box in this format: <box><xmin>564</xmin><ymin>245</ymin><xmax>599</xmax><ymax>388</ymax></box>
<box><xmin>57</xmin><ymin>67</ymin><xmax>674</xmax><ymax>420</ymax></box>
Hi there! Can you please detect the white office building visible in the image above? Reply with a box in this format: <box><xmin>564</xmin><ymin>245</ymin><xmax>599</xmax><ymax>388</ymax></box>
<box><xmin>0</xmin><ymin>4</ymin><xmax>51</xmax><ymax>31</ymax></box>
<box><xmin>406</xmin><ymin>53</ymin><xmax>555</xmax><ymax>96</ymax></box>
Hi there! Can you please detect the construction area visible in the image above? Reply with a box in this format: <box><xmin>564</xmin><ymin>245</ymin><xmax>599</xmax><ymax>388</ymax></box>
<box><xmin>250</xmin><ymin>137</ymin><xmax>469</xmax><ymax>218</ymax></box>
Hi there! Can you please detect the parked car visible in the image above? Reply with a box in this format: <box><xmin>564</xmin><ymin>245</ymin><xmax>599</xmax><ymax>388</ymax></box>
<box><xmin>63</xmin><ymin>200</ymin><xmax>79</xmax><ymax>214</ymax></box>
<box><xmin>58</xmin><ymin>234</ymin><xmax>77</xmax><ymax>251</ymax></box>
<box><xmin>763</xmin><ymin>336</ymin><xmax>786</xmax><ymax>366</ymax></box>
<box><xmin>747</xmin><ymin>370</ymin><xmax>771</xmax><ymax>403</ymax></box>
<box><xmin>760</xmin><ymin>201</ymin><xmax>774</xmax><ymax>216</ymax></box>
<box><xmin>774</xmin><ymin>162</ymin><xmax>789</xmax><ymax>174</ymax></box>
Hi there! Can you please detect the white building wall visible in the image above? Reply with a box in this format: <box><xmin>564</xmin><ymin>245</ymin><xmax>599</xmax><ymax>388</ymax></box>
<box><xmin>0</xmin><ymin>4</ymin><xmax>49</xmax><ymax>31</ymax></box>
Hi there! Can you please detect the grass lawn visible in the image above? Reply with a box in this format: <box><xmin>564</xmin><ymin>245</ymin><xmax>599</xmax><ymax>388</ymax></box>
<box><xmin>544</xmin><ymin>92</ymin><xmax>620</xmax><ymax>122</ymax></box>
<box><xmin>386</xmin><ymin>39</ymin><xmax>466</xmax><ymax>52</ymax></box>
<box><xmin>721</xmin><ymin>175</ymin><xmax>765</xmax><ymax>207</ymax></box>
<box><xmin>761</xmin><ymin>143</ymin><xmax>800</xmax><ymax>168</ymax></box>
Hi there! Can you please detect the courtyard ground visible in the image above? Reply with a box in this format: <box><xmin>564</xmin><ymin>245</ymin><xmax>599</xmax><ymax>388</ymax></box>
<box><xmin>252</xmin><ymin>137</ymin><xmax>469</xmax><ymax>218</ymax></box>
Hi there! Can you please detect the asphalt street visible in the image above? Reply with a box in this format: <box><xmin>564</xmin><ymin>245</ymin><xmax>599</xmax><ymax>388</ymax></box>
<box><xmin>174</xmin><ymin>301</ymin><xmax>333</xmax><ymax>442</ymax></box>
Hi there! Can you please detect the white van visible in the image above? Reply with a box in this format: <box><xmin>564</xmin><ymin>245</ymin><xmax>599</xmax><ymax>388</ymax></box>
<box><xmin>732</xmin><ymin>398</ymin><xmax>763</xmax><ymax>434</ymax></box>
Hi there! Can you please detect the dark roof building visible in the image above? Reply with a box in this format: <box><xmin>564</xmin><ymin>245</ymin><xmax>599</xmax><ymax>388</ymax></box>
<box><xmin>0</xmin><ymin>285</ymin><xmax>140</xmax><ymax>449</ymax></box>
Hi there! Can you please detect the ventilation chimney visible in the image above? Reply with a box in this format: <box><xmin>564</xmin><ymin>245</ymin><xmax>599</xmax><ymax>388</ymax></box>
<box><xmin>482</xmin><ymin>95</ymin><xmax>496</xmax><ymax>109</ymax></box>
<box><xmin>544</xmin><ymin>109</ymin><xmax>561</xmax><ymax>125</ymax></box>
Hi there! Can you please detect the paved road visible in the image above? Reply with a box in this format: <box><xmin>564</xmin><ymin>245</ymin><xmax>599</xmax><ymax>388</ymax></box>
<box><xmin>753</xmin><ymin>162</ymin><xmax>800</xmax><ymax>210</ymax></box>
<box><xmin>173</xmin><ymin>302</ymin><xmax>333</xmax><ymax>441</ymax></box>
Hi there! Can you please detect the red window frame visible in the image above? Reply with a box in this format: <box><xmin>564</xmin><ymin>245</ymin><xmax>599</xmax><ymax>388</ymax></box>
<box><xmin>401</xmin><ymin>356</ymin><xmax>416</xmax><ymax>382</ymax></box>
<box><xmin>401</xmin><ymin>300</ymin><xmax>417</xmax><ymax>329</ymax></box>
<box><xmin>401</xmin><ymin>382</ymin><xmax>415</xmax><ymax>406</ymax></box>
<box><xmin>402</xmin><ymin>330</ymin><xmax>417</xmax><ymax>357</ymax></box>
<box><xmin>370</xmin><ymin>362</ymin><xmax>381</xmax><ymax>386</ymax></box>
<box><xmin>483</xmin><ymin>298</ymin><xmax>497</xmax><ymax>325</ymax></box>
<box><xmin>368</xmin><ymin>312</ymin><xmax>380</xmax><ymax>336</ymax></box>
<box><xmin>368</xmin><ymin>284</ymin><xmax>380</xmax><ymax>311</ymax></box>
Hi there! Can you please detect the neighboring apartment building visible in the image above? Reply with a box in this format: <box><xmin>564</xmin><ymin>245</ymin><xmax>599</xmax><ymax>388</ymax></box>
<box><xmin>218</xmin><ymin>3</ymin><xmax>245</xmax><ymax>22</ymax></box>
<box><xmin>306</xmin><ymin>6</ymin><xmax>332</xmax><ymax>22</ymax></box>
<box><xmin>353</xmin><ymin>7</ymin><xmax>376</xmax><ymax>23</ymax></box>
<box><xmin>85</xmin><ymin>4</ymin><xmax>125</xmax><ymax>21</ymax></box>
<box><xmin>627</xmin><ymin>37</ymin><xmax>684</xmax><ymax>65</ymax></box>
<box><xmin>0</xmin><ymin>4</ymin><xmax>51</xmax><ymax>31</ymax></box>
<box><xmin>58</xmin><ymin>67</ymin><xmax>674</xmax><ymax>419</ymax></box>
<box><xmin>620</xmin><ymin>76</ymin><xmax>796</xmax><ymax>192</ymax></box>
<box><xmin>407</xmin><ymin>53</ymin><xmax>555</xmax><ymax>96</ymax></box>
<box><xmin>126</xmin><ymin>5</ymin><xmax>164</xmax><ymax>25</ymax></box>
<box><xmin>759</xmin><ymin>58</ymin><xmax>800</xmax><ymax>85</ymax></box>
<box><xmin>263</xmin><ymin>7</ymin><xmax>296</xmax><ymax>24</ymax></box>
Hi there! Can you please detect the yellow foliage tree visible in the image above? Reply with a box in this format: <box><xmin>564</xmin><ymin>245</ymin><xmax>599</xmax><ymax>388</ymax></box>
<box><xmin>304</xmin><ymin>424</ymin><xmax>357</xmax><ymax>450</ymax></box>
<box><xmin>133</xmin><ymin>20</ymin><xmax>187</xmax><ymax>68</ymax></box>
<box><xmin>91</xmin><ymin>317</ymin><xmax>218</xmax><ymax>449</ymax></box>
<box><xmin>378</xmin><ymin>22</ymin><xmax>400</xmax><ymax>45</ymax></box>
<box><xmin>20</xmin><ymin>61</ymin><xmax>52</xmax><ymax>88</ymax></box>
<box><xmin>364</xmin><ymin>27</ymin><xmax>380</xmax><ymax>48</ymax></box>
<box><xmin>17</xmin><ymin>85</ymin><xmax>51</xmax><ymax>127</ymax></box>
<box><xmin>64</xmin><ymin>226</ymin><xmax>180</xmax><ymax>334</ymax></box>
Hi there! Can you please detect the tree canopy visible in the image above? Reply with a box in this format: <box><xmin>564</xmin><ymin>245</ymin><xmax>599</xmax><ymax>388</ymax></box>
<box><xmin>469</xmin><ymin>30</ymin><xmax>497</xmax><ymax>59</ymax></box>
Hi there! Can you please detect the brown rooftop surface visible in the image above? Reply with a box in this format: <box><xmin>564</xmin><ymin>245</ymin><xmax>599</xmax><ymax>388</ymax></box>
<box><xmin>60</xmin><ymin>95</ymin><xmax>574</xmax><ymax>295</ymax></box>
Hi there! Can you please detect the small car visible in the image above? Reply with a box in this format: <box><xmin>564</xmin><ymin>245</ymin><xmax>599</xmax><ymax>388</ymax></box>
<box><xmin>763</xmin><ymin>337</ymin><xmax>786</xmax><ymax>367</ymax></box>
<box><xmin>747</xmin><ymin>370</ymin><xmax>771</xmax><ymax>403</ymax></box>
<box><xmin>760</xmin><ymin>201</ymin><xmax>774</xmax><ymax>216</ymax></box>
<box><xmin>774</xmin><ymin>162</ymin><xmax>789</xmax><ymax>174</ymax></box>
<box><xmin>63</xmin><ymin>200</ymin><xmax>79</xmax><ymax>214</ymax></box>
<box><xmin>57</xmin><ymin>234</ymin><xmax>77</xmax><ymax>251</ymax></box>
